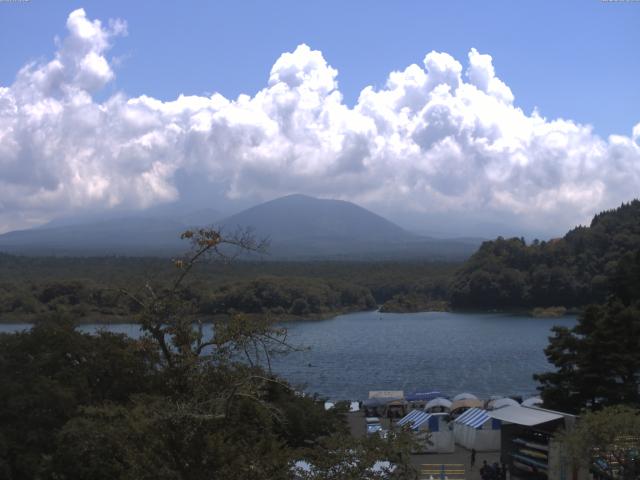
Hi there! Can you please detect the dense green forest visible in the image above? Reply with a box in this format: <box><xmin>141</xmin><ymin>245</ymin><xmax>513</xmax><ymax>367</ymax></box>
<box><xmin>450</xmin><ymin>200</ymin><xmax>640</xmax><ymax>309</ymax></box>
<box><xmin>0</xmin><ymin>254</ymin><xmax>457</xmax><ymax>322</ymax></box>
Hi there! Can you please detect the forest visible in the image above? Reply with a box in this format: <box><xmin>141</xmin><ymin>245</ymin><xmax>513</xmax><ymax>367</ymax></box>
<box><xmin>449</xmin><ymin>200</ymin><xmax>640</xmax><ymax>310</ymax></box>
<box><xmin>0</xmin><ymin>254</ymin><xmax>457</xmax><ymax>322</ymax></box>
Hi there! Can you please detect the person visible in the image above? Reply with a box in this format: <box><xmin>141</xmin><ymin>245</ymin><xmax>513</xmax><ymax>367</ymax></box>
<box><xmin>470</xmin><ymin>448</ymin><xmax>476</xmax><ymax>468</ymax></box>
<box><xmin>480</xmin><ymin>460</ymin><xmax>489</xmax><ymax>480</ymax></box>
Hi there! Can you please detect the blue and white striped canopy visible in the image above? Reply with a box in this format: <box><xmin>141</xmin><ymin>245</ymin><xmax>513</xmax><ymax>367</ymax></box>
<box><xmin>397</xmin><ymin>409</ymin><xmax>432</xmax><ymax>430</ymax></box>
<box><xmin>454</xmin><ymin>408</ymin><xmax>489</xmax><ymax>429</ymax></box>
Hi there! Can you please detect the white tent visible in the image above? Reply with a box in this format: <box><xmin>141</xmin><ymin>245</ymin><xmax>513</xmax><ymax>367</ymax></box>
<box><xmin>424</xmin><ymin>397</ymin><xmax>452</xmax><ymax>412</ymax></box>
<box><xmin>488</xmin><ymin>397</ymin><xmax>520</xmax><ymax>410</ymax></box>
<box><xmin>521</xmin><ymin>396</ymin><xmax>543</xmax><ymax>407</ymax></box>
<box><xmin>450</xmin><ymin>398</ymin><xmax>484</xmax><ymax>413</ymax></box>
<box><xmin>452</xmin><ymin>392</ymin><xmax>478</xmax><ymax>401</ymax></box>
<box><xmin>397</xmin><ymin>410</ymin><xmax>454</xmax><ymax>453</ymax></box>
<box><xmin>487</xmin><ymin>405</ymin><xmax>563</xmax><ymax>426</ymax></box>
<box><xmin>453</xmin><ymin>408</ymin><xmax>501</xmax><ymax>451</ymax></box>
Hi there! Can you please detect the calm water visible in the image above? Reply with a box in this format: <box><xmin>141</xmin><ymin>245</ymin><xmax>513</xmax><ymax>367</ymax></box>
<box><xmin>0</xmin><ymin>311</ymin><xmax>576</xmax><ymax>401</ymax></box>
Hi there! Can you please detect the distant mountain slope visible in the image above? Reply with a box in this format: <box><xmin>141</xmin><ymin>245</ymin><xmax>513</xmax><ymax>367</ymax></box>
<box><xmin>217</xmin><ymin>194</ymin><xmax>479</xmax><ymax>260</ymax></box>
<box><xmin>219</xmin><ymin>194</ymin><xmax>415</xmax><ymax>242</ymax></box>
<box><xmin>0</xmin><ymin>217</ymin><xmax>189</xmax><ymax>256</ymax></box>
<box><xmin>0</xmin><ymin>204</ymin><xmax>223</xmax><ymax>256</ymax></box>
<box><xmin>0</xmin><ymin>195</ymin><xmax>481</xmax><ymax>259</ymax></box>
<box><xmin>450</xmin><ymin>199</ymin><xmax>640</xmax><ymax>309</ymax></box>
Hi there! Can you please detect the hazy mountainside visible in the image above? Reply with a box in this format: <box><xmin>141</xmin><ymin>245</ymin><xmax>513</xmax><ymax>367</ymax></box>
<box><xmin>219</xmin><ymin>194</ymin><xmax>413</xmax><ymax>242</ymax></box>
<box><xmin>218</xmin><ymin>194</ymin><xmax>479</xmax><ymax>260</ymax></box>
<box><xmin>0</xmin><ymin>217</ymin><xmax>191</xmax><ymax>256</ymax></box>
<box><xmin>36</xmin><ymin>207</ymin><xmax>221</xmax><ymax>230</ymax></box>
<box><xmin>450</xmin><ymin>200</ymin><xmax>640</xmax><ymax>309</ymax></box>
<box><xmin>0</xmin><ymin>204</ymin><xmax>222</xmax><ymax>256</ymax></box>
<box><xmin>0</xmin><ymin>194</ymin><xmax>480</xmax><ymax>260</ymax></box>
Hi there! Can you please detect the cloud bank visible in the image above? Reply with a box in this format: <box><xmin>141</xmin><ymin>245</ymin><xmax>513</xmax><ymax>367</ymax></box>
<box><xmin>1</xmin><ymin>9</ymin><xmax>639</xmax><ymax>234</ymax></box>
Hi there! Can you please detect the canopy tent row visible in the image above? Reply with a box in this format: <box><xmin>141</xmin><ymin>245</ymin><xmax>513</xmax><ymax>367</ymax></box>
<box><xmin>453</xmin><ymin>408</ymin><xmax>501</xmax><ymax>451</ymax></box>
<box><xmin>521</xmin><ymin>396</ymin><xmax>543</xmax><ymax>407</ymax></box>
<box><xmin>397</xmin><ymin>409</ymin><xmax>433</xmax><ymax>430</ymax></box>
<box><xmin>456</xmin><ymin>408</ymin><xmax>492</xmax><ymax>428</ymax></box>
<box><xmin>450</xmin><ymin>398</ymin><xmax>484</xmax><ymax>412</ymax></box>
<box><xmin>487</xmin><ymin>397</ymin><xmax>520</xmax><ymax>410</ymax></box>
<box><xmin>396</xmin><ymin>410</ymin><xmax>454</xmax><ymax>453</ymax></box>
<box><xmin>405</xmin><ymin>391</ymin><xmax>442</xmax><ymax>402</ymax></box>
<box><xmin>405</xmin><ymin>391</ymin><xmax>442</xmax><ymax>410</ymax></box>
<box><xmin>452</xmin><ymin>392</ymin><xmax>478</xmax><ymax>401</ymax></box>
<box><xmin>487</xmin><ymin>405</ymin><xmax>563</xmax><ymax>426</ymax></box>
<box><xmin>364</xmin><ymin>391</ymin><xmax>407</xmax><ymax>418</ymax></box>
<box><xmin>424</xmin><ymin>397</ymin><xmax>452</xmax><ymax>412</ymax></box>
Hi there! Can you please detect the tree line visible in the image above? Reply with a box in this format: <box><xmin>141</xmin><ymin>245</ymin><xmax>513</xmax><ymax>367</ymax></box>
<box><xmin>0</xmin><ymin>255</ymin><xmax>458</xmax><ymax>322</ymax></box>
<box><xmin>450</xmin><ymin>200</ymin><xmax>640</xmax><ymax>309</ymax></box>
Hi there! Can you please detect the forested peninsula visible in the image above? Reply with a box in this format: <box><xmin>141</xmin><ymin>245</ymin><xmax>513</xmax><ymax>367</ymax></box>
<box><xmin>449</xmin><ymin>200</ymin><xmax>640</xmax><ymax>310</ymax></box>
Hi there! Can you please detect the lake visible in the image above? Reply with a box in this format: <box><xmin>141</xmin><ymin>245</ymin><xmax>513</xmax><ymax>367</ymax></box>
<box><xmin>0</xmin><ymin>311</ymin><xmax>576</xmax><ymax>401</ymax></box>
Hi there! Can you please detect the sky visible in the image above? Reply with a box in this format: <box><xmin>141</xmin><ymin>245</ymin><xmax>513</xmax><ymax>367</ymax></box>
<box><xmin>0</xmin><ymin>0</ymin><xmax>639</xmax><ymax>237</ymax></box>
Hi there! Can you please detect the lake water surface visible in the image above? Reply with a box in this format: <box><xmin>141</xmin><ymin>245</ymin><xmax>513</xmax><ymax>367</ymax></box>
<box><xmin>0</xmin><ymin>311</ymin><xmax>576</xmax><ymax>401</ymax></box>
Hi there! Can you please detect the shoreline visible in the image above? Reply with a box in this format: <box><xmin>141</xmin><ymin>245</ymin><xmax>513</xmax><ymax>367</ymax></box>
<box><xmin>0</xmin><ymin>305</ymin><xmax>581</xmax><ymax>325</ymax></box>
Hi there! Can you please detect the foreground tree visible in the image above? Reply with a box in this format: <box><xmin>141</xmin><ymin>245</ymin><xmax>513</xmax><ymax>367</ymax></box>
<box><xmin>1</xmin><ymin>228</ymin><xmax>418</xmax><ymax>480</ymax></box>
<box><xmin>534</xmin><ymin>299</ymin><xmax>640</xmax><ymax>412</ymax></box>
<box><xmin>293</xmin><ymin>431</ymin><xmax>420</xmax><ymax>480</ymax></box>
<box><xmin>535</xmin><ymin>250</ymin><xmax>640</xmax><ymax>413</ymax></box>
<box><xmin>0</xmin><ymin>317</ymin><xmax>154</xmax><ymax>479</ymax></box>
<box><xmin>560</xmin><ymin>405</ymin><xmax>640</xmax><ymax>480</ymax></box>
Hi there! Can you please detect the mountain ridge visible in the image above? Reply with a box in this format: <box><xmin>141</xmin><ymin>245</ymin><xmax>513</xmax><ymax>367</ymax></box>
<box><xmin>0</xmin><ymin>194</ymin><xmax>480</xmax><ymax>260</ymax></box>
<box><xmin>218</xmin><ymin>194</ymin><xmax>416</xmax><ymax>242</ymax></box>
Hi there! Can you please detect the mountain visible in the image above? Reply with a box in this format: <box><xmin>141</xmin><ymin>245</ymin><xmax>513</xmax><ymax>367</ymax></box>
<box><xmin>216</xmin><ymin>194</ymin><xmax>478</xmax><ymax>260</ymax></box>
<box><xmin>36</xmin><ymin>206</ymin><xmax>221</xmax><ymax>230</ymax></box>
<box><xmin>0</xmin><ymin>195</ymin><xmax>480</xmax><ymax>259</ymax></box>
<box><xmin>0</xmin><ymin>217</ymin><xmax>188</xmax><ymax>256</ymax></box>
<box><xmin>219</xmin><ymin>194</ymin><xmax>412</xmax><ymax>242</ymax></box>
<box><xmin>0</xmin><ymin>206</ymin><xmax>222</xmax><ymax>256</ymax></box>
<box><xmin>449</xmin><ymin>199</ymin><xmax>640</xmax><ymax>309</ymax></box>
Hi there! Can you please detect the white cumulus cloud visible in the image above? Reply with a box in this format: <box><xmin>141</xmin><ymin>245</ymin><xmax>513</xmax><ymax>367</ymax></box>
<box><xmin>0</xmin><ymin>9</ymin><xmax>639</xmax><ymax>234</ymax></box>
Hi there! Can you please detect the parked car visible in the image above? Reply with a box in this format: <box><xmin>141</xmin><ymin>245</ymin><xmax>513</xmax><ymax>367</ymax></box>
<box><xmin>366</xmin><ymin>416</ymin><xmax>383</xmax><ymax>435</ymax></box>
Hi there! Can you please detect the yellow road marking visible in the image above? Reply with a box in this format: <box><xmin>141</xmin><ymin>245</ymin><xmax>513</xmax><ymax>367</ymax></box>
<box><xmin>420</xmin><ymin>463</ymin><xmax>466</xmax><ymax>479</ymax></box>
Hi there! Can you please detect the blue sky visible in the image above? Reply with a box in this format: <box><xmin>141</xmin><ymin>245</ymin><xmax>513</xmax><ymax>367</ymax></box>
<box><xmin>2</xmin><ymin>0</ymin><xmax>638</xmax><ymax>136</ymax></box>
<box><xmin>0</xmin><ymin>1</ymin><xmax>639</xmax><ymax>236</ymax></box>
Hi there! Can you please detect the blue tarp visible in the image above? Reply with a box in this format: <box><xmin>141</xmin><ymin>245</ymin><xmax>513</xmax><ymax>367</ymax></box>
<box><xmin>454</xmin><ymin>408</ymin><xmax>493</xmax><ymax>429</ymax></box>
<box><xmin>428</xmin><ymin>415</ymin><xmax>440</xmax><ymax>432</ymax></box>
<box><xmin>405</xmin><ymin>391</ymin><xmax>442</xmax><ymax>402</ymax></box>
